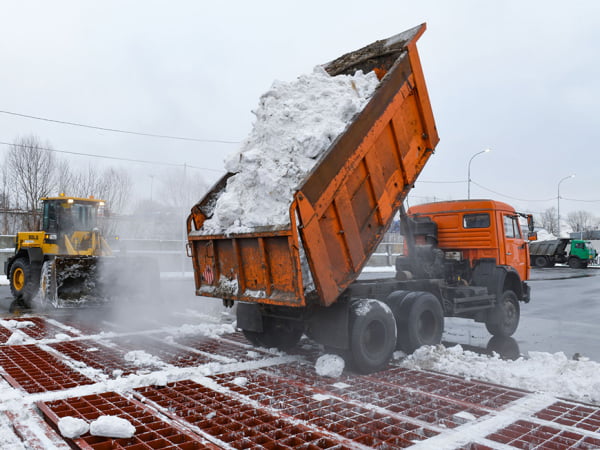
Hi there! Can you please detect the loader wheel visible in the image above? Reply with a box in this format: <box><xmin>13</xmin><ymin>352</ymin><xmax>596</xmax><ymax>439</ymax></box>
<box><xmin>485</xmin><ymin>290</ymin><xmax>520</xmax><ymax>337</ymax></box>
<box><xmin>242</xmin><ymin>316</ymin><xmax>304</xmax><ymax>351</ymax></box>
<box><xmin>348</xmin><ymin>299</ymin><xmax>396</xmax><ymax>374</ymax></box>
<box><xmin>9</xmin><ymin>258</ymin><xmax>40</xmax><ymax>307</ymax></box>
<box><xmin>393</xmin><ymin>292</ymin><xmax>444</xmax><ymax>354</ymax></box>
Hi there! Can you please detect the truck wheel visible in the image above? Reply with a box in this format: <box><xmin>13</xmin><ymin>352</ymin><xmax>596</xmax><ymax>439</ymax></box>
<box><xmin>9</xmin><ymin>258</ymin><xmax>40</xmax><ymax>307</ymax></box>
<box><xmin>349</xmin><ymin>299</ymin><xmax>396</xmax><ymax>374</ymax></box>
<box><xmin>568</xmin><ymin>257</ymin><xmax>583</xmax><ymax>269</ymax></box>
<box><xmin>485</xmin><ymin>290</ymin><xmax>520</xmax><ymax>337</ymax></box>
<box><xmin>242</xmin><ymin>316</ymin><xmax>304</xmax><ymax>350</ymax></box>
<box><xmin>393</xmin><ymin>292</ymin><xmax>444</xmax><ymax>353</ymax></box>
<box><xmin>534</xmin><ymin>256</ymin><xmax>549</xmax><ymax>268</ymax></box>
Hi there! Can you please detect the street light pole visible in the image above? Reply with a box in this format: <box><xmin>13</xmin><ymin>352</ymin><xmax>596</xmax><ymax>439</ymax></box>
<box><xmin>557</xmin><ymin>174</ymin><xmax>575</xmax><ymax>237</ymax></box>
<box><xmin>467</xmin><ymin>148</ymin><xmax>491</xmax><ymax>199</ymax></box>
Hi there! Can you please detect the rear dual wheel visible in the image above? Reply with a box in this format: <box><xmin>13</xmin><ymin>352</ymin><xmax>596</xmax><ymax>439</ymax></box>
<box><xmin>389</xmin><ymin>291</ymin><xmax>444</xmax><ymax>354</ymax></box>
<box><xmin>349</xmin><ymin>299</ymin><xmax>397</xmax><ymax>374</ymax></box>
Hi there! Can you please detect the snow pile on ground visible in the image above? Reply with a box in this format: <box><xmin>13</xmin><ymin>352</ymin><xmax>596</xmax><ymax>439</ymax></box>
<box><xmin>315</xmin><ymin>354</ymin><xmax>345</xmax><ymax>377</ymax></box>
<box><xmin>198</xmin><ymin>66</ymin><xmax>379</xmax><ymax>235</ymax></box>
<box><xmin>0</xmin><ymin>275</ymin><xmax>9</xmax><ymax>286</ymax></box>
<box><xmin>400</xmin><ymin>345</ymin><xmax>600</xmax><ymax>404</ymax></box>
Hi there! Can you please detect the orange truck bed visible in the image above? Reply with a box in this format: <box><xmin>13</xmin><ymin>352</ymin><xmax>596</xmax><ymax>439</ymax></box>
<box><xmin>187</xmin><ymin>24</ymin><xmax>439</xmax><ymax>308</ymax></box>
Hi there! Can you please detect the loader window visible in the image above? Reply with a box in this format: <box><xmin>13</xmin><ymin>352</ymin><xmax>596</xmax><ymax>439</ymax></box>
<box><xmin>58</xmin><ymin>202</ymin><xmax>98</xmax><ymax>233</ymax></box>
<box><xmin>463</xmin><ymin>213</ymin><xmax>490</xmax><ymax>229</ymax></box>
<box><xmin>43</xmin><ymin>201</ymin><xmax>59</xmax><ymax>233</ymax></box>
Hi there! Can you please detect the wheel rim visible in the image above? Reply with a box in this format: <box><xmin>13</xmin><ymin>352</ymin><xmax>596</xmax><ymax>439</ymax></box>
<box><xmin>417</xmin><ymin>310</ymin><xmax>436</xmax><ymax>341</ymax></box>
<box><xmin>504</xmin><ymin>300</ymin><xmax>516</xmax><ymax>327</ymax></box>
<box><xmin>362</xmin><ymin>320</ymin><xmax>386</xmax><ymax>355</ymax></box>
<box><xmin>13</xmin><ymin>268</ymin><xmax>25</xmax><ymax>291</ymax></box>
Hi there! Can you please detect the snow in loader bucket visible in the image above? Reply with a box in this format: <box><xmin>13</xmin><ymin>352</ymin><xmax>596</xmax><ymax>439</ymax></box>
<box><xmin>42</xmin><ymin>255</ymin><xmax>159</xmax><ymax>308</ymax></box>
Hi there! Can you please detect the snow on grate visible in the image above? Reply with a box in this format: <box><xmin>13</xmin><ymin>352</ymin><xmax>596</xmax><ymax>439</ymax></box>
<box><xmin>535</xmin><ymin>401</ymin><xmax>600</xmax><ymax>433</ymax></box>
<box><xmin>0</xmin><ymin>344</ymin><xmax>93</xmax><ymax>393</ymax></box>
<box><xmin>137</xmin><ymin>380</ymin><xmax>350</xmax><ymax>449</ymax></box>
<box><xmin>39</xmin><ymin>391</ymin><xmax>216</xmax><ymax>449</ymax></box>
<box><xmin>486</xmin><ymin>419</ymin><xmax>600</xmax><ymax>449</ymax></box>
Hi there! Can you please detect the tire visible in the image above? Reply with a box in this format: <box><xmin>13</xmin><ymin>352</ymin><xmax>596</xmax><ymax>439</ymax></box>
<box><xmin>242</xmin><ymin>316</ymin><xmax>304</xmax><ymax>351</ymax></box>
<box><xmin>348</xmin><ymin>299</ymin><xmax>397</xmax><ymax>374</ymax></box>
<box><xmin>9</xmin><ymin>257</ymin><xmax>41</xmax><ymax>307</ymax></box>
<box><xmin>568</xmin><ymin>257</ymin><xmax>583</xmax><ymax>269</ymax></box>
<box><xmin>534</xmin><ymin>256</ymin><xmax>548</xmax><ymax>268</ymax></box>
<box><xmin>485</xmin><ymin>290</ymin><xmax>520</xmax><ymax>337</ymax></box>
<box><xmin>393</xmin><ymin>292</ymin><xmax>444</xmax><ymax>353</ymax></box>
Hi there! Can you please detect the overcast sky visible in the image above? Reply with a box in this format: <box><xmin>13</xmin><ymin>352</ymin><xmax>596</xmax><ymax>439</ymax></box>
<box><xmin>2</xmin><ymin>1</ymin><xmax>600</xmax><ymax>218</ymax></box>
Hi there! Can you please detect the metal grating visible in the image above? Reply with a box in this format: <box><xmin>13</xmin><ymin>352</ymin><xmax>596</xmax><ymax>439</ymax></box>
<box><xmin>486</xmin><ymin>419</ymin><xmax>600</xmax><ymax>449</ymax></box>
<box><xmin>49</xmin><ymin>339</ymin><xmax>139</xmax><ymax>377</ymax></box>
<box><xmin>0</xmin><ymin>344</ymin><xmax>93</xmax><ymax>393</ymax></box>
<box><xmin>12</xmin><ymin>317</ymin><xmax>77</xmax><ymax>340</ymax></box>
<box><xmin>137</xmin><ymin>380</ymin><xmax>354</xmax><ymax>449</ymax></box>
<box><xmin>39</xmin><ymin>391</ymin><xmax>214</xmax><ymax>449</ymax></box>
<box><xmin>108</xmin><ymin>335</ymin><xmax>216</xmax><ymax>367</ymax></box>
<box><xmin>211</xmin><ymin>371</ymin><xmax>439</xmax><ymax>447</ymax></box>
<box><xmin>535</xmin><ymin>401</ymin><xmax>600</xmax><ymax>433</ymax></box>
<box><xmin>173</xmin><ymin>334</ymin><xmax>272</xmax><ymax>362</ymax></box>
<box><xmin>371</xmin><ymin>367</ymin><xmax>526</xmax><ymax>409</ymax></box>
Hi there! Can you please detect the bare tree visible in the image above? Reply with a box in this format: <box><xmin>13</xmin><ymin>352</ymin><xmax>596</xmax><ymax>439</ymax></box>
<box><xmin>5</xmin><ymin>135</ymin><xmax>57</xmax><ymax>229</ymax></box>
<box><xmin>538</xmin><ymin>207</ymin><xmax>558</xmax><ymax>236</ymax></box>
<box><xmin>566</xmin><ymin>210</ymin><xmax>597</xmax><ymax>238</ymax></box>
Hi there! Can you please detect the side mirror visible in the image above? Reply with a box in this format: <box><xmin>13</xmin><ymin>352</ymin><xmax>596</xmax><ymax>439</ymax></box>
<box><xmin>528</xmin><ymin>232</ymin><xmax>538</xmax><ymax>241</ymax></box>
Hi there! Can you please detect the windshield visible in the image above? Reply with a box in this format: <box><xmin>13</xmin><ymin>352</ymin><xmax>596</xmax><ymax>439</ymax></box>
<box><xmin>43</xmin><ymin>200</ymin><xmax>99</xmax><ymax>233</ymax></box>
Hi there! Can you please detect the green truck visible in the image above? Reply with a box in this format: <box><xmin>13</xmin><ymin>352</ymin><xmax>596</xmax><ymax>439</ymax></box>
<box><xmin>529</xmin><ymin>238</ymin><xmax>597</xmax><ymax>268</ymax></box>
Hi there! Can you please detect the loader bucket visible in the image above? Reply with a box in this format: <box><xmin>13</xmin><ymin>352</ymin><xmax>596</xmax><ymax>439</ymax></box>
<box><xmin>42</xmin><ymin>256</ymin><xmax>160</xmax><ymax>308</ymax></box>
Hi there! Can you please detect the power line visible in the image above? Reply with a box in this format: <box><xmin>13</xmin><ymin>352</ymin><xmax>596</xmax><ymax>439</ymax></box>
<box><xmin>0</xmin><ymin>109</ymin><xmax>241</xmax><ymax>144</ymax></box>
<box><xmin>0</xmin><ymin>140</ymin><xmax>224</xmax><ymax>173</ymax></box>
<box><xmin>469</xmin><ymin>181</ymin><xmax>556</xmax><ymax>202</ymax></box>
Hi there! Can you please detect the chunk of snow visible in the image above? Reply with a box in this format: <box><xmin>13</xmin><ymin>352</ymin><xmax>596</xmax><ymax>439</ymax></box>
<box><xmin>0</xmin><ymin>275</ymin><xmax>8</xmax><ymax>286</ymax></box>
<box><xmin>54</xmin><ymin>333</ymin><xmax>70</xmax><ymax>340</ymax></box>
<box><xmin>58</xmin><ymin>416</ymin><xmax>89</xmax><ymax>439</ymax></box>
<box><xmin>312</xmin><ymin>393</ymin><xmax>331</xmax><ymax>402</ymax></box>
<box><xmin>232</xmin><ymin>376</ymin><xmax>248</xmax><ymax>387</ymax></box>
<box><xmin>89</xmin><ymin>415</ymin><xmax>135</xmax><ymax>438</ymax></box>
<box><xmin>6</xmin><ymin>332</ymin><xmax>29</xmax><ymax>345</ymax></box>
<box><xmin>315</xmin><ymin>354</ymin><xmax>345</xmax><ymax>377</ymax></box>
<box><xmin>453</xmin><ymin>411</ymin><xmax>477</xmax><ymax>422</ymax></box>
<box><xmin>123</xmin><ymin>350</ymin><xmax>164</xmax><ymax>367</ymax></box>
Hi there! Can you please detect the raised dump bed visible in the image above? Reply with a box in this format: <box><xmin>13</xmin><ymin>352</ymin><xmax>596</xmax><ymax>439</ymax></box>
<box><xmin>187</xmin><ymin>23</ymin><xmax>438</xmax><ymax>310</ymax></box>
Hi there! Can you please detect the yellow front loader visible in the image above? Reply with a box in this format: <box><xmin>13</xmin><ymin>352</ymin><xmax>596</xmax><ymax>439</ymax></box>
<box><xmin>5</xmin><ymin>195</ymin><xmax>158</xmax><ymax>308</ymax></box>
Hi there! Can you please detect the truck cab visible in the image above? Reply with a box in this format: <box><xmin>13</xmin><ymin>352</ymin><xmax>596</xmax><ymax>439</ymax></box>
<box><xmin>406</xmin><ymin>199</ymin><xmax>532</xmax><ymax>284</ymax></box>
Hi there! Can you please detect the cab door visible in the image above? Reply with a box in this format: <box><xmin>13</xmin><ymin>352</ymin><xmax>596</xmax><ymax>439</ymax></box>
<box><xmin>501</xmin><ymin>214</ymin><xmax>528</xmax><ymax>280</ymax></box>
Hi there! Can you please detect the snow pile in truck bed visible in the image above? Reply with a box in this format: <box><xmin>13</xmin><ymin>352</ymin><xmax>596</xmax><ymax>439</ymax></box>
<box><xmin>199</xmin><ymin>66</ymin><xmax>379</xmax><ymax>235</ymax></box>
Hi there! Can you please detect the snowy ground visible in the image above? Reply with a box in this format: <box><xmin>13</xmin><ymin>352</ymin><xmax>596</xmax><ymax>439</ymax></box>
<box><xmin>1</xmin><ymin>296</ymin><xmax>600</xmax><ymax>449</ymax></box>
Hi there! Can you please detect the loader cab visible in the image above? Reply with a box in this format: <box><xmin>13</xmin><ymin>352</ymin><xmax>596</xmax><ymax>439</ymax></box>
<box><xmin>41</xmin><ymin>196</ymin><xmax>106</xmax><ymax>252</ymax></box>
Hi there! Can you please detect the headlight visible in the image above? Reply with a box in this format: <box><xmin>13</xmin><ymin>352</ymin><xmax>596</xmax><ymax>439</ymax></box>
<box><xmin>45</xmin><ymin>234</ymin><xmax>57</xmax><ymax>240</ymax></box>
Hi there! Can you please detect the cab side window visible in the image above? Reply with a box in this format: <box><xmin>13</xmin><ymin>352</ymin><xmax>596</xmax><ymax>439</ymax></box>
<box><xmin>464</xmin><ymin>213</ymin><xmax>490</xmax><ymax>228</ymax></box>
<box><xmin>503</xmin><ymin>215</ymin><xmax>522</xmax><ymax>239</ymax></box>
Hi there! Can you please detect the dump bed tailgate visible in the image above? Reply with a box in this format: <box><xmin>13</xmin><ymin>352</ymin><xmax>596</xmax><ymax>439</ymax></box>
<box><xmin>188</xmin><ymin>23</ymin><xmax>439</xmax><ymax>308</ymax></box>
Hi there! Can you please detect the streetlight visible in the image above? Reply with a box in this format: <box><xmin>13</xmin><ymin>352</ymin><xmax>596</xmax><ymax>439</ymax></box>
<box><xmin>557</xmin><ymin>174</ymin><xmax>575</xmax><ymax>237</ymax></box>
<box><xmin>467</xmin><ymin>148</ymin><xmax>491</xmax><ymax>199</ymax></box>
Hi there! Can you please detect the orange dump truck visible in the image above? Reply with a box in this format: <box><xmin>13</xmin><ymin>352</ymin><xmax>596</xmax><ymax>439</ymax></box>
<box><xmin>187</xmin><ymin>24</ymin><xmax>534</xmax><ymax>373</ymax></box>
